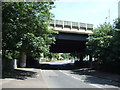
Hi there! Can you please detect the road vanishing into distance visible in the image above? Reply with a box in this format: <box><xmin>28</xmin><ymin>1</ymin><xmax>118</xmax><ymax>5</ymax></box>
<box><xmin>40</xmin><ymin>60</ymin><xmax>120</xmax><ymax>89</ymax></box>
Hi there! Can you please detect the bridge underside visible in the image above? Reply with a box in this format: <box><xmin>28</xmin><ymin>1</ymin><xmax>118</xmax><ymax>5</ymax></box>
<box><xmin>50</xmin><ymin>40</ymin><xmax>86</xmax><ymax>53</ymax></box>
<box><xmin>50</xmin><ymin>32</ymin><xmax>88</xmax><ymax>53</ymax></box>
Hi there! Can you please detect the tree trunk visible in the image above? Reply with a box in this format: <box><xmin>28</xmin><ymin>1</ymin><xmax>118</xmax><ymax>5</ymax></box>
<box><xmin>19</xmin><ymin>52</ymin><xmax>26</xmax><ymax>68</ymax></box>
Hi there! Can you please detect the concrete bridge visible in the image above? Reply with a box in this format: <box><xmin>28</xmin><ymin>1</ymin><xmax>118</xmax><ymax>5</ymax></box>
<box><xmin>19</xmin><ymin>20</ymin><xmax>93</xmax><ymax>68</ymax></box>
<box><xmin>49</xmin><ymin>20</ymin><xmax>93</xmax><ymax>34</ymax></box>
<box><xmin>49</xmin><ymin>20</ymin><xmax>93</xmax><ymax>53</ymax></box>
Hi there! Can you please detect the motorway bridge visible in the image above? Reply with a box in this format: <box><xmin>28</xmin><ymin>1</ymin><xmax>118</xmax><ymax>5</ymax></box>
<box><xmin>49</xmin><ymin>20</ymin><xmax>93</xmax><ymax>53</ymax></box>
<box><xmin>19</xmin><ymin>20</ymin><xmax>94</xmax><ymax>68</ymax></box>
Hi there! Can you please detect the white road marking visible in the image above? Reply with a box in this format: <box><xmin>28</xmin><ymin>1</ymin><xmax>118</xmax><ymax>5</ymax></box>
<box><xmin>59</xmin><ymin>70</ymin><xmax>103</xmax><ymax>88</ymax></box>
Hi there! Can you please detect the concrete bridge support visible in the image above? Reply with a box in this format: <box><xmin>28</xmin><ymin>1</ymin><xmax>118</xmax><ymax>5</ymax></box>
<box><xmin>80</xmin><ymin>55</ymin><xmax>83</xmax><ymax>62</ymax></box>
<box><xmin>89</xmin><ymin>55</ymin><xmax>93</xmax><ymax>68</ymax></box>
<box><xmin>19</xmin><ymin>52</ymin><xmax>26</xmax><ymax>68</ymax></box>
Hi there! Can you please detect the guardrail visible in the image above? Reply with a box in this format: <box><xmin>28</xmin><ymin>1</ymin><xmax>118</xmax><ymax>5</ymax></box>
<box><xmin>50</xmin><ymin>20</ymin><xmax>93</xmax><ymax>30</ymax></box>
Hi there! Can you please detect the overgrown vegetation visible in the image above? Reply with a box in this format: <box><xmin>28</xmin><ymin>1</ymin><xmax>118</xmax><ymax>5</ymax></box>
<box><xmin>86</xmin><ymin>18</ymin><xmax>120</xmax><ymax>74</ymax></box>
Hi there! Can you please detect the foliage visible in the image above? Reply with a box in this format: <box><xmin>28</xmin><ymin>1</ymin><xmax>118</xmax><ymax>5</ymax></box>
<box><xmin>44</xmin><ymin>53</ymin><xmax>59</xmax><ymax>59</ymax></box>
<box><xmin>2</xmin><ymin>2</ymin><xmax>55</xmax><ymax>59</ymax></box>
<box><xmin>86</xmin><ymin>23</ymin><xmax>114</xmax><ymax>62</ymax></box>
<box><xmin>61</xmin><ymin>53</ymin><xmax>70</xmax><ymax>59</ymax></box>
<box><xmin>5</xmin><ymin>50</ymin><xmax>20</xmax><ymax>59</ymax></box>
<box><xmin>87</xmin><ymin>19</ymin><xmax>120</xmax><ymax>63</ymax></box>
<box><xmin>86</xmin><ymin>19</ymin><xmax>120</xmax><ymax>73</ymax></box>
<box><xmin>70</xmin><ymin>53</ymin><xmax>86</xmax><ymax>59</ymax></box>
<box><xmin>111</xmin><ymin>18</ymin><xmax>120</xmax><ymax>61</ymax></box>
<box><xmin>114</xmin><ymin>18</ymin><xmax>120</xmax><ymax>29</ymax></box>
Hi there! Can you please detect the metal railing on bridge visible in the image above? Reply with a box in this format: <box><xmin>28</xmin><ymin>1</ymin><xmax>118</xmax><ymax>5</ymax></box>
<box><xmin>50</xmin><ymin>20</ymin><xmax>93</xmax><ymax>31</ymax></box>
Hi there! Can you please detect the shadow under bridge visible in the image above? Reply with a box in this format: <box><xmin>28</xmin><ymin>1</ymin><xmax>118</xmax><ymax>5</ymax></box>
<box><xmin>50</xmin><ymin>32</ymin><xmax>88</xmax><ymax>53</ymax></box>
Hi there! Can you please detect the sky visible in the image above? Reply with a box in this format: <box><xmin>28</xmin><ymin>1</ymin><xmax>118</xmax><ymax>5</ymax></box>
<box><xmin>51</xmin><ymin>0</ymin><xmax>119</xmax><ymax>28</ymax></box>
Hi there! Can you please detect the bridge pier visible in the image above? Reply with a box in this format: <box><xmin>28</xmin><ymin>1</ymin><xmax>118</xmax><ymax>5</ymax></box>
<box><xmin>80</xmin><ymin>55</ymin><xmax>83</xmax><ymax>62</ymax></box>
<box><xmin>89</xmin><ymin>55</ymin><xmax>93</xmax><ymax>68</ymax></box>
<box><xmin>18</xmin><ymin>52</ymin><xmax>26</xmax><ymax>68</ymax></box>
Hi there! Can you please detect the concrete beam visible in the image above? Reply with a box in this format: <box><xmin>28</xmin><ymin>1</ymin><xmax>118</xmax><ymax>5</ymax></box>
<box><xmin>50</xmin><ymin>20</ymin><xmax>93</xmax><ymax>31</ymax></box>
<box><xmin>53</xmin><ymin>33</ymin><xmax>88</xmax><ymax>41</ymax></box>
<box><xmin>49</xmin><ymin>27</ymin><xmax>93</xmax><ymax>35</ymax></box>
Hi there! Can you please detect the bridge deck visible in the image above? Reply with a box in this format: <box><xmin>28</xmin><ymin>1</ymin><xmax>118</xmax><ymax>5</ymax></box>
<box><xmin>49</xmin><ymin>20</ymin><xmax>93</xmax><ymax>34</ymax></box>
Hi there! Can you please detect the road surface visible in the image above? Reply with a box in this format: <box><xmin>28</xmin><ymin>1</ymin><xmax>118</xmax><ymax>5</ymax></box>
<box><xmin>40</xmin><ymin>60</ymin><xmax>120</xmax><ymax>89</ymax></box>
<box><xmin>2</xmin><ymin>60</ymin><xmax>120</xmax><ymax>89</ymax></box>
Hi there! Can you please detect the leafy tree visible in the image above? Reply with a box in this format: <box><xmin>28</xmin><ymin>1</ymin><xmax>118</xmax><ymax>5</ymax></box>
<box><xmin>70</xmin><ymin>52</ymin><xmax>86</xmax><ymax>60</ymax></box>
<box><xmin>2</xmin><ymin>2</ymin><xmax>55</xmax><ymax>67</ymax></box>
<box><xmin>44</xmin><ymin>53</ymin><xmax>59</xmax><ymax>60</ymax></box>
<box><xmin>114</xmin><ymin>18</ymin><xmax>120</xmax><ymax>29</ymax></box>
<box><xmin>86</xmin><ymin>23</ymin><xmax>114</xmax><ymax>62</ymax></box>
<box><xmin>110</xmin><ymin>31</ymin><xmax>120</xmax><ymax>61</ymax></box>
<box><xmin>61</xmin><ymin>53</ymin><xmax>70</xmax><ymax>59</ymax></box>
<box><xmin>111</xmin><ymin>18</ymin><xmax>120</xmax><ymax>61</ymax></box>
<box><xmin>86</xmin><ymin>20</ymin><xmax>120</xmax><ymax>73</ymax></box>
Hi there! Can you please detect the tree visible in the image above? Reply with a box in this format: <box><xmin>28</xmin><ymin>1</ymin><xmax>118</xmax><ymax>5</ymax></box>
<box><xmin>44</xmin><ymin>53</ymin><xmax>59</xmax><ymax>60</ymax></box>
<box><xmin>2</xmin><ymin>2</ymin><xmax>55</xmax><ymax>67</ymax></box>
<box><xmin>61</xmin><ymin>53</ymin><xmax>70</xmax><ymax>59</ymax></box>
<box><xmin>111</xmin><ymin>18</ymin><xmax>120</xmax><ymax>61</ymax></box>
<box><xmin>86</xmin><ymin>23</ymin><xmax>114</xmax><ymax>62</ymax></box>
<box><xmin>114</xmin><ymin>18</ymin><xmax>120</xmax><ymax>29</ymax></box>
<box><xmin>86</xmin><ymin>21</ymin><xmax>120</xmax><ymax>73</ymax></box>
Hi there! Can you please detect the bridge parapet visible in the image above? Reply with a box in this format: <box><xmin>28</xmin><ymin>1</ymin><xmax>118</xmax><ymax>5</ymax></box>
<box><xmin>50</xmin><ymin>20</ymin><xmax>93</xmax><ymax>31</ymax></box>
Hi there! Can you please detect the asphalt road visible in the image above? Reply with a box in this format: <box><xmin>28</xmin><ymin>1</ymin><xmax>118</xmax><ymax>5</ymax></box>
<box><xmin>40</xmin><ymin>60</ymin><xmax>120</xmax><ymax>89</ymax></box>
<box><xmin>2</xmin><ymin>60</ymin><xmax>120</xmax><ymax>89</ymax></box>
